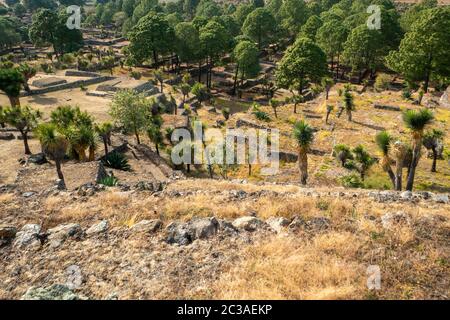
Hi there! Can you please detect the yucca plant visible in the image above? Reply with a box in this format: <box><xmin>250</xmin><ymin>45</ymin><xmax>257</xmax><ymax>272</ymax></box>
<box><xmin>352</xmin><ymin>145</ymin><xmax>376</xmax><ymax>181</ymax></box>
<box><xmin>222</xmin><ymin>107</ymin><xmax>230</xmax><ymax>121</ymax></box>
<box><xmin>102</xmin><ymin>152</ymin><xmax>131</xmax><ymax>171</ymax></box>
<box><xmin>3</xmin><ymin>105</ymin><xmax>41</xmax><ymax>155</ymax></box>
<box><xmin>147</xmin><ymin>117</ymin><xmax>164</xmax><ymax>156</ymax></box>
<box><xmin>333</xmin><ymin>144</ymin><xmax>353</xmax><ymax>167</ymax></box>
<box><xmin>293</xmin><ymin>120</ymin><xmax>314</xmax><ymax>185</ymax></box>
<box><xmin>35</xmin><ymin>123</ymin><xmax>68</xmax><ymax>188</ymax></box>
<box><xmin>95</xmin><ymin>122</ymin><xmax>113</xmax><ymax>155</ymax></box>
<box><xmin>325</xmin><ymin>105</ymin><xmax>334</xmax><ymax>124</ymax></box>
<box><xmin>402</xmin><ymin>108</ymin><xmax>434</xmax><ymax>191</ymax></box>
<box><xmin>342</xmin><ymin>88</ymin><xmax>355</xmax><ymax>121</ymax></box>
<box><xmin>321</xmin><ymin>77</ymin><xmax>334</xmax><ymax>100</ymax></box>
<box><xmin>269</xmin><ymin>99</ymin><xmax>280</xmax><ymax>119</ymax></box>
<box><xmin>423</xmin><ymin>129</ymin><xmax>444</xmax><ymax>172</ymax></box>
<box><xmin>375</xmin><ymin>131</ymin><xmax>396</xmax><ymax>188</ymax></box>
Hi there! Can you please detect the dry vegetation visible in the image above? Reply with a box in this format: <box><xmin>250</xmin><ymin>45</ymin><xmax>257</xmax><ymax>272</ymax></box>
<box><xmin>0</xmin><ymin>179</ymin><xmax>449</xmax><ymax>299</ymax></box>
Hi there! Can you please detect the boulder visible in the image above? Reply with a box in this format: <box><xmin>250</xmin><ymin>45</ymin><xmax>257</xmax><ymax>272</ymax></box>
<box><xmin>189</xmin><ymin>217</ymin><xmax>219</xmax><ymax>239</ymax></box>
<box><xmin>165</xmin><ymin>222</ymin><xmax>193</xmax><ymax>245</ymax></box>
<box><xmin>13</xmin><ymin>224</ymin><xmax>41</xmax><ymax>249</ymax></box>
<box><xmin>232</xmin><ymin>216</ymin><xmax>266</xmax><ymax>231</ymax></box>
<box><xmin>28</xmin><ymin>153</ymin><xmax>47</xmax><ymax>165</ymax></box>
<box><xmin>21</xmin><ymin>284</ymin><xmax>86</xmax><ymax>300</ymax></box>
<box><xmin>266</xmin><ymin>217</ymin><xmax>290</xmax><ymax>233</ymax></box>
<box><xmin>86</xmin><ymin>220</ymin><xmax>109</xmax><ymax>235</ymax></box>
<box><xmin>0</xmin><ymin>225</ymin><xmax>17</xmax><ymax>240</ymax></box>
<box><xmin>130</xmin><ymin>219</ymin><xmax>162</xmax><ymax>233</ymax></box>
<box><xmin>440</xmin><ymin>86</ymin><xmax>450</xmax><ymax>108</ymax></box>
<box><xmin>47</xmin><ymin>223</ymin><xmax>83</xmax><ymax>248</ymax></box>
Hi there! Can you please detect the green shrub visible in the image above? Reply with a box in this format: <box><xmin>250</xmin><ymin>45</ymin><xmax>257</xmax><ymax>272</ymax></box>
<box><xmin>340</xmin><ymin>173</ymin><xmax>363</xmax><ymax>188</ymax></box>
<box><xmin>61</xmin><ymin>53</ymin><xmax>76</xmax><ymax>64</ymax></box>
<box><xmin>102</xmin><ymin>152</ymin><xmax>131</xmax><ymax>171</ymax></box>
<box><xmin>40</xmin><ymin>63</ymin><xmax>53</xmax><ymax>74</ymax></box>
<box><xmin>374</xmin><ymin>74</ymin><xmax>392</xmax><ymax>92</ymax></box>
<box><xmin>253</xmin><ymin>110</ymin><xmax>271</xmax><ymax>121</ymax></box>
<box><xmin>99</xmin><ymin>176</ymin><xmax>119</xmax><ymax>186</ymax></box>
<box><xmin>402</xmin><ymin>89</ymin><xmax>412</xmax><ymax>100</ymax></box>
<box><xmin>130</xmin><ymin>71</ymin><xmax>142</xmax><ymax>80</ymax></box>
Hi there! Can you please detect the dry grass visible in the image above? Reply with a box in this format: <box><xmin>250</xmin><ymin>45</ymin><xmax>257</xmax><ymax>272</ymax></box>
<box><xmin>211</xmin><ymin>236</ymin><xmax>365</xmax><ymax>300</ymax></box>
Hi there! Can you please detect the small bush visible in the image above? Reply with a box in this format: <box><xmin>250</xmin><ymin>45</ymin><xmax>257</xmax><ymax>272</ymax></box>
<box><xmin>61</xmin><ymin>53</ymin><xmax>76</xmax><ymax>64</ymax></box>
<box><xmin>222</xmin><ymin>107</ymin><xmax>230</xmax><ymax>120</ymax></box>
<box><xmin>340</xmin><ymin>173</ymin><xmax>363</xmax><ymax>188</ymax></box>
<box><xmin>130</xmin><ymin>71</ymin><xmax>142</xmax><ymax>80</ymax></box>
<box><xmin>402</xmin><ymin>89</ymin><xmax>412</xmax><ymax>100</ymax></box>
<box><xmin>40</xmin><ymin>63</ymin><xmax>53</xmax><ymax>74</ymax></box>
<box><xmin>102</xmin><ymin>152</ymin><xmax>131</xmax><ymax>171</ymax></box>
<box><xmin>253</xmin><ymin>110</ymin><xmax>271</xmax><ymax>122</ymax></box>
<box><xmin>99</xmin><ymin>176</ymin><xmax>119</xmax><ymax>186</ymax></box>
<box><xmin>374</xmin><ymin>74</ymin><xmax>392</xmax><ymax>92</ymax></box>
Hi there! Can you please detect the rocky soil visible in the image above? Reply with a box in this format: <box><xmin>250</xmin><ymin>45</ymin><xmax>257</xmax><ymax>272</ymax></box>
<box><xmin>1</xmin><ymin>178</ymin><xmax>449</xmax><ymax>300</ymax></box>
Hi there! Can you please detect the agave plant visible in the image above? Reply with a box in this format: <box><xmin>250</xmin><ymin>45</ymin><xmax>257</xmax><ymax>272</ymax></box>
<box><xmin>102</xmin><ymin>152</ymin><xmax>131</xmax><ymax>171</ymax></box>
<box><xmin>99</xmin><ymin>176</ymin><xmax>119</xmax><ymax>187</ymax></box>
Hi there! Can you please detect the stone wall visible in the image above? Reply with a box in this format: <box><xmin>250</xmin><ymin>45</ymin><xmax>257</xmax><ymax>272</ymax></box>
<box><xmin>21</xmin><ymin>76</ymin><xmax>115</xmax><ymax>96</ymax></box>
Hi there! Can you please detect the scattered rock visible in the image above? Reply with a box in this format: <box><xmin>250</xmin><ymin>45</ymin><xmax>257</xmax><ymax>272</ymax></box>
<box><xmin>433</xmin><ymin>194</ymin><xmax>449</xmax><ymax>204</ymax></box>
<box><xmin>13</xmin><ymin>224</ymin><xmax>41</xmax><ymax>249</ymax></box>
<box><xmin>266</xmin><ymin>217</ymin><xmax>290</xmax><ymax>233</ymax></box>
<box><xmin>306</xmin><ymin>217</ymin><xmax>330</xmax><ymax>231</ymax></box>
<box><xmin>22</xmin><ymin>192</ymin><xmax>35</xmax><ymax>198</ymax></box>
<box><xmin>86</xmin><ymin>220</ymin><xmax>109</xmax><ymax>235</ymax></box>
<box><xmin>21</xmin><ymin>153</ymin><xmax>47</xmax><ymax>165</ymax></box>
<box><xmin>0</xmin><ymin>132</ymin><xmax>14</xmax><ymax>140</ymax></box>
<box><xmin>288</xmin><ymin>216</ymin><xmax>306</xmax><ymax>230</ymax></box>
<box><xmin>21</xmin><ymin>284</ymin><xmax>86</xmax><ymax>300</ymax></box>
<box><xmin>0</xmin><ymin>225</ymin><xmax>17</xmax><ymax>242</ymax></box>
<box><xmin>189</xmin><ymin>217</ymin><xmax>219</xmax><ymax>239</ymax></box>
<box><xmin>381</xmin><ymin>211</ymin><xmax>411</xmax><ymax>229</ymax></box>
<box><xmin>130</xmin><ymin>219</ymin><xmax>162</xmax><ymax>234</ymax></box>
<box><xmin>47</xmin><ymin>223</ymin><xmax>83</xmax><ymax>248</ymax></box>
<box><xmin>400</xmin><ymin>191</ymin><xmax>412</xmax><ymax>200</ymax></box>
<box><xmin>232</xmin><ymin>216</ymin><xmax>266</xmax><ymax>232</ymax></box>
<box><xmin>165</xmin><ymin>222</ymin><xmax>193</xmax><ymax>245</ymax></box>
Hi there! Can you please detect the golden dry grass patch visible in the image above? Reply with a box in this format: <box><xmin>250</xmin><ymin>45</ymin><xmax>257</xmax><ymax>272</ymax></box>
<box><xmin>212</xmin><ymin>236</ymin><xmax>366</xmax><ymax>300</ymax></box>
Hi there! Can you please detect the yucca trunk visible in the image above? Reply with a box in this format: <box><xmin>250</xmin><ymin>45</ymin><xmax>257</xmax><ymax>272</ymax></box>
<box><xmin>88</xmin><ymin>146</ymin><xmax>95</xmax><ymax>161</ymax></box>
<box><xmin>76</xmin><ymin>147</ymin><xmax>87</xmax><ymax>162</ymax></box>
<box><xmin>103</xmin><ymin>137</ymin><xmax>109</xmax><ymax>155</ymax></box>
<box><xmin>346</xmin><ymin>109</ymin><xmax>352</xmax><ymax>122</ymax></box>
<box><xmin>298</xmin><ymin>147</ymin><xmax>308</xmax><ymax>185</ymax></box>
<box><xmin>381</xmin><ymin>157</ymin><xmax>396</xmax><ymax>188</ymax></box>
<box><xmin>406</xmin><ymin>134</ymin><xmax>422</xmax><ymax>191</ymax></box>
<box><xmin>392</xmin><ymin>142</ymin><xmax>406</xmax><ymax>191</ymax></box>
<box><xmin>431</xmin><ymin>146</ymin><xmax>437</xmax><ymax>172</ymax></box>
<box><xmin>55</xmin><ymin>159</ymin><xmax>65</xmax><ymax>185</ymax></box>
<box><xmin>21</xmin><ymin>130</ymin><xmax>31</xmax><ymax>155</ymax></box>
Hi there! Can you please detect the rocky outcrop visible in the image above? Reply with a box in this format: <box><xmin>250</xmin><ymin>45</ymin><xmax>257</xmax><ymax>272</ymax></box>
<box><xmin>13</xmin><ymin>224</ymin><xmax>41</xmax><ymax>249</ymax></box>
